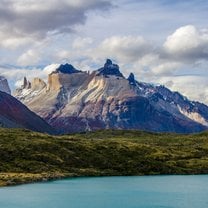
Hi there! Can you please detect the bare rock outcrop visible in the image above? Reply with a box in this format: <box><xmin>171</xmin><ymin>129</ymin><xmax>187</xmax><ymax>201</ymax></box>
<box><xmin>31</xmin><ymin>78</ymin><xmax>46</xmax><ymax>91</ymax></box>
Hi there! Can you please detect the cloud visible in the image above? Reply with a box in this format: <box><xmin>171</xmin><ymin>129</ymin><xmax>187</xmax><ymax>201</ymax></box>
<box><xmin>95</xmin><ymin>35</ymin><xmax>152</xmax><ymax>62</ymax></box>
<box><xmin>0</xmin><ymin>32</ymin><xmax>33</xmax><ymax>49</ymax></box>
<box><xmin>163</xmin><ymin>25</ymin><xmax>208</xmax><ymax>62</ymax></box>
<box><xmin>151</xmin><ymin>62</ymin><xmax>182</xmax><ymax>75</ymax></box>
<box><xmin>101</xmin><ymin>26</ymin><xmax>208</xmax><ymax>77</ymax></box>
<box><xmin>0</xmin><ymin>0</ymin><xmax>112</xmax><ymax>48</ymax></box>
<box><xmin>17</xmin><ymin>49</ymin><xmax>41</xmax><ymax>66</ymax></box>
<box><xmin>42</xmin><ymin>64</ymin><xmax>60</xmax><ymax>74</ymax></box>
<box><xmin>72</xmin><ymin>37</ymin><xmax>93</xmax><ymax>49</ymax></box>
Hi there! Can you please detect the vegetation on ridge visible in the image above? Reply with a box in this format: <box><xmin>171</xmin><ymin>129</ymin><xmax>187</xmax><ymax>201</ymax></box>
<box><xmin>0</xmin><ymin>128</ymin><xmax>208</xmax><ymax>186</ymax></box>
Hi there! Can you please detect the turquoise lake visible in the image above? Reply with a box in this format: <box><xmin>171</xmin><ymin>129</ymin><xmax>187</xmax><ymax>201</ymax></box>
<box><xmin>0</xmin><ymin>175</ymin><xmax>208</xmax><ymax>208</ymax></box>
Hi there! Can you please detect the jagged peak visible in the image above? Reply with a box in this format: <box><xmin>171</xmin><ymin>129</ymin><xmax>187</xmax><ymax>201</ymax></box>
<box><xmin>52</xmin><ymin>63</ymin><xmax>81</xmax><ymax>74</ymax></box>
<box><xmin>104</xmin><ymin>59</ymin><xmax>113</xmax><ymax>67</ymax></box>
<box><xmin>21</xmin><ymin>77</ymin><xmax>31</xmax><ymax>89</ymax></box>
<box><xmin>97</xmin><ymin>59</ymin><xmax>124</xmax><ymax>78</ymax></box>
<box><xmin>127</xmin><ymin>73</ymin><xmax>136</xmax><ymax>86</ymax></box>
<box><xmin>0</xmin><ymin>75</ymin><xmax>11</xmax><ymax>94</ymax></box>
<box><xmin>23</xmin><ymin>77</ymin><xmax>27</xmax><ymax>87</ymax></box>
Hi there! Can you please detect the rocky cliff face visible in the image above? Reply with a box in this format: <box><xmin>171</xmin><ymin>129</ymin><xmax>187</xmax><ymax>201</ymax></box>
<box><xmin>0</xmin><ymin>76</ymin><xmax>11</xmax><ymax>94</ymax></box>
<box><xmin>15</xmin><ymin>60</ymin><xmax>208</xmax><ymax>134</ymax></box>
<box><xmin>0</xmin><ymin>91</ymin><xmax>55</xmax><ymax>134</ymax></box>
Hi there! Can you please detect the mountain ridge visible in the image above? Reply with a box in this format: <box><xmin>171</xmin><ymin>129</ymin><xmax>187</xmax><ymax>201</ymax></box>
<box><xmin>0</xmin><ymin>90</ymin><xmax>55</xmax><ymax>134</ymax></box>
<box><xmin>14</xmin><ymin>59</ymin><xmax>208</xmax><ymax>134</ymax></box>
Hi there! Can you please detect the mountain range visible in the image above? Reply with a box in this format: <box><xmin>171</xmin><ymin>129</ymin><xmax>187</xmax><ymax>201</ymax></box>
<box><xmin>12</xmin><ymin>59</ymin><xmax>208</xmax><ymax>134</ymax></box>
<box><xmin>0</xmin><ymin>76</ymin><xmax>54</xmax><ymax>134</ymax></box>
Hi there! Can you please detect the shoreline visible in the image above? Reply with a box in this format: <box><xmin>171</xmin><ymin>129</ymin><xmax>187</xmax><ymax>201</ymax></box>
<box><xmin>1</xmin><ymin>129</ymin><xmax>208</xmax><ymax>188</ymax></box>
<box><xmin>1</xmin><ymin>172</ymin><xmax>208</xmax><ymax>187</ymax></box>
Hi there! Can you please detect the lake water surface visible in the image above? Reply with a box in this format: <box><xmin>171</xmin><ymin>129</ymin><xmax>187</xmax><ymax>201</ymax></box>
<box><xmin>0</xmin><ymin>175</ymin><xmax>208</xmax><ymax>208</ymax></box>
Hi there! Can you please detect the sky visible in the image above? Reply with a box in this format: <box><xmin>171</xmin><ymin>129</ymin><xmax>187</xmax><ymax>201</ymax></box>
<box><xmin>0</xmin><ymin>0</ymin><xmax>208</xmax><ymax>104</ymax></box>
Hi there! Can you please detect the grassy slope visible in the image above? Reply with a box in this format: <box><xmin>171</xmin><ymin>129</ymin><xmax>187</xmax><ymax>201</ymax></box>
<box><xmin>0</xmin><ymin>128</ymin><xmax>208</xmax><ymax>186</ymax></box>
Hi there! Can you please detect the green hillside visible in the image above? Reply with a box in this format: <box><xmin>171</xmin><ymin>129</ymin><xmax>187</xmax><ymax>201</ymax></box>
<box><xmin>0</xmin><ymin>128</ymin><xmax>208</xmax><ymax>186</ymax></box>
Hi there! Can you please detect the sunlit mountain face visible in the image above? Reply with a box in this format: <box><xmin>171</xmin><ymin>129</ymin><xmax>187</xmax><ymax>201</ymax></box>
<box><xmin>14</xmin><ymin>60</ymin><xmax>208</xmax><ymax>134</ymax></box>
<box><xmin>0</xmin><ymin>0</ymin><xmax>208</xmax><ymax>106</ymax></box>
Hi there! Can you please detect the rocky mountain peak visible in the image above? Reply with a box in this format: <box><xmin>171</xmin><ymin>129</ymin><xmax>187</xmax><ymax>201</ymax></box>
<box><xmin>17</xmin><ymin>77</ymin><xmax>46</xmax><ymax>92</ymax></box>
<box><xmin>53</xmin><ymin>63</ymin><xmax>81</xmax><ymax>74</ymax></box>
<box><xmin>23</xmin><ymin>77</ymin><xmax>27</xmax><ymax>88</ymax></box>
<box><xmin>0</xmin><ymin>76</ymin><xmax>11</xmax><ymax>94</ymax></box>
<box><xmin>104</xmin><ymin>58</ymin><xmax>113</xmax><ymax>66</ymax></box>
<box><xmin>97</xmin><ymin>59</ymin><xmax>124</xmax><ymax>77</ymax></box>
<box><xmin>22</xmin><ymin>77</ymin><xmax>31</xmax><ymax>89</ymax></box>
<box><xmin>127</xmin><ymin>73</ymin><xmax>136</xmax><ymax>86</ymax></box>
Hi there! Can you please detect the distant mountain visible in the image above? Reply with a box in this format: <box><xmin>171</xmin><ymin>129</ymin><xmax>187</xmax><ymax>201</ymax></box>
<box><xmin>0</xmin><ymin>76</ymin><xmax>11</xmax><ymax>94</ymax></box>
<box><xmin>15</xmin><ymin>60</ymin><xmax>208</xmax><ymax>134</ymax></box>
<box><xmin>0</xmin><ymin>90</ymin><xmax>55</xmax><ymax>134</ymax></box>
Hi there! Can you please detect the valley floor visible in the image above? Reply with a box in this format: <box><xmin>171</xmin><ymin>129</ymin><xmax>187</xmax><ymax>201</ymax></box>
<box><xmin>0</xmin><ymin>128</ymin><xmax>208</xmax><ymax>186</ymax></box>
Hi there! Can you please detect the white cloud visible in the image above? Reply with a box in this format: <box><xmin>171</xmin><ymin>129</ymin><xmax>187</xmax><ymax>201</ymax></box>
<box><xmin>17</xmin><ymin>49</ymin><xmax>41</xmax><ymax>66</ymax></box>
<box><xmin>96</xmin><ymin>36</ymin><xmax>151</xmax><ymax>62</ymax></box>
<box><xmin>72</xmin><ymin>37</ymin><xmax>93</xmax><ymax>49</ymax></box>
<box><xmin>151</xmin><ymin>62</ymin><xmax>182</xmax><ymax>75</ymax></box>
<box><xmin>0</xmin><ymin>32</ymin><xmax>33</xmax><ymax>49</ymax></box>
<box><xmin>164</xmin><ymin>25</ymin><xmax>201</xmax><ymax>53</ymax></box>
<box><xmin>107</xmin><ymin>26</ymin><xmax>208</xmax><ymax>77</ymax></box>
<box><xmin>43</xmin><ymin>64</ymin><xmax>60</xmax><ymax>74</ymax></box>
<box><xmin>53</xmin><ymin>50</ymin><xmax>72</xmax><ymax>63</ymax></box>
<box><xmin>163</xmin><ymin>25</ymin><xmax>208</xmax><ymax>61</ymax></box>
<box><xmin>158</xmin><ymin>75</ymin><xmax>208</xmax><ymax>104</ymax></box>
